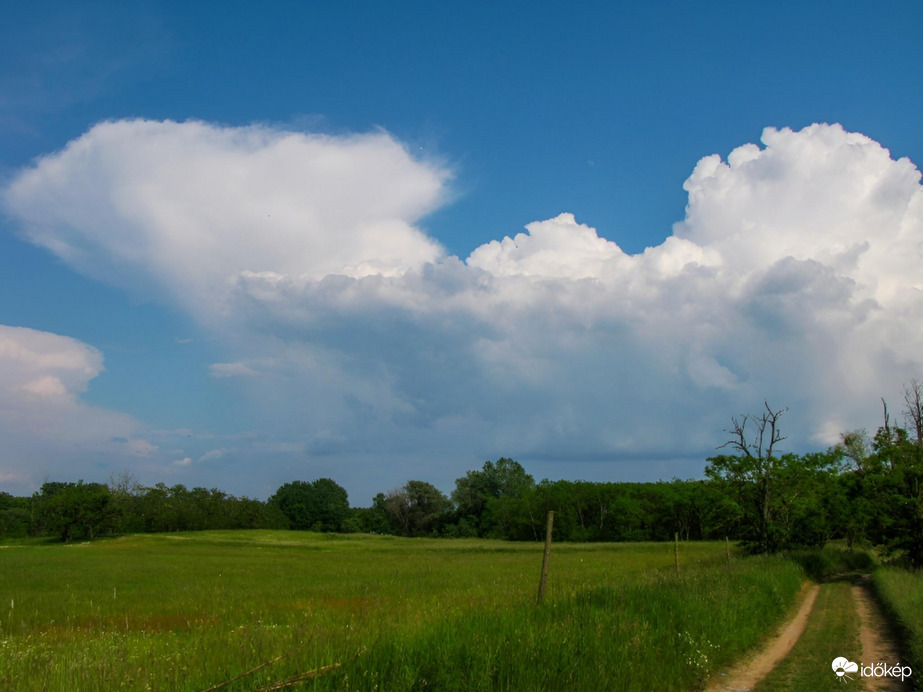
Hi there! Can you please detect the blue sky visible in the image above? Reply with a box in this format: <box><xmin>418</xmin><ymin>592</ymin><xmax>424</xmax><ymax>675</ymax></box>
<box><xmin>1</xmin><ymin>0</ymin><xmax>922</xmax><ymax>503</ymax></box>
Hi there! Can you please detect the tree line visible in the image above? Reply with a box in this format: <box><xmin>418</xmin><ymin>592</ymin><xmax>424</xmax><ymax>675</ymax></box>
<box><xmin>2</xmin><ymin>382</ymin><xmax>921</xmax><ymax>566</ymax></box>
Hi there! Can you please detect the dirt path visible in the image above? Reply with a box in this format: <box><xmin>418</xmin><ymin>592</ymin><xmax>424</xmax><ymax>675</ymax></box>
<box><xmin>706</xmin><ymin>583</ymin><xmax>820</xmax><ymax>692</ymax></box>
<box><xmin>852</xmin><ymin>582</ymin><xmax>906</xmax><ymax>691</ymax></box>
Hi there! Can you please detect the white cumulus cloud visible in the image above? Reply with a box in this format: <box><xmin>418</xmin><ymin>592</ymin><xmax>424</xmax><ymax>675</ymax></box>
<box><xmin>0</xmin><ymin>325</ymin><xmax>157</xmax><ymax>490</ymax></box>
<box><xmin>467</xmin><ymin>213</ymin><xmax>633</xmax><ymax>279</ymax></box>
<box><xmin>3</xmin><ymin>120</ymin><xmax>923</xmax><ymax>490</ymax></box>
<box><xmin>222</xmin><ymin>123</ymin><xmax>923</xmax><ymax>463</ymax></box>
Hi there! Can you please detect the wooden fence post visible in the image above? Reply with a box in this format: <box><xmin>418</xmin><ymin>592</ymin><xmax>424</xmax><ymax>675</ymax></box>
<box><xmin>674</xmin><ymin>532</ymin><xmax>680</xmax><ymax>577</ymax></box>
<box><xmin>536</xmin><ymin>511</ymin><xmax>554</xmax><ymax>604</ymax></box>
<box><xmin>726</xmin><ymin>536</ymin><xmax>731</xmax><ymax>564</ymax></box>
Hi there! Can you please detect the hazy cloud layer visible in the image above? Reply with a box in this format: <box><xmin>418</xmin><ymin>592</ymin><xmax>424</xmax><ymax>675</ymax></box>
<box><xmin>3</xmin><ymin>120</ymin><xmax>923</xmax><ymax>493</ymax></box>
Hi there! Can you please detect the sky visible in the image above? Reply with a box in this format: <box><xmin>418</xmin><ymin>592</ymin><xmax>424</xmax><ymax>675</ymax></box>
<box><xmin>1</xmin><ymin>0</ymin><xmax>922</xmax><ymax>504</ymax></box>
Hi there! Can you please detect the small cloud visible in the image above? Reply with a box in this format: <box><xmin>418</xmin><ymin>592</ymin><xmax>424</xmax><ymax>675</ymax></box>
<box><xmin>209</xmin><ymin>362</ymin><xmax>258</xmax><ymax>378</ymax></box>
<box><xmin>198</xmin><ymin>448</ymin><xmax>226</xmax><ymax>462</ymax></box>
<box><xmin>0</xmin><ymin>471</ymin><xmax>28</xmax><ymax>484</ymax></box>
<box><xmin>0</xmin><ymin>324</ymin><xmax>138</xmax><ymax>440</ymax></box>
<box><xmin>174</xmin><ymin>337</ymin><xmax>193</xmax><ymax>344</ymax></box>
<box><xmin>813</xmin><ymin>420</ymin><xmax>846</xmax><ymax>446</ymax></box>
<box><xmin>170</xmin><ymin>449</ymin><xmax>229</xmax><ymax>468</ymax></box>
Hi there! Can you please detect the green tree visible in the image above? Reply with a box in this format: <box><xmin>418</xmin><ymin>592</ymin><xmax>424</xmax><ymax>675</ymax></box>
<box><xmin>382</xmin><ymin>481</ymin><xmax>451</xmax><ymax>536</ymax></box>
<box><xmin>706</xmin><ymin>448</ymin><xmax>843</xmax><ymax>552</ymax></box>
<box><xmin>342</xmin><ymin>503</ymin><xmax>391</xmax><ymax>534</ymax></box>
<box><xmin>308</xmin><ymin>478</ymin><xmax>350</xmax><ymax>531</ymax></box>
<box><xmin>36</xmin><ymin>481</ymin><xmax>113</xmax><ymax>541</ymax></box>
<box><xmin>0</xmin><ymin>492</ymin><xmax>30</xmax><ymax>538</ymax></box>
<box><xmin>858</xmin><ymin>390</ymin><xmax>923</xmax><ymax>566</ymax></box>
<box><xmin>269</xmin><ymin>478</ymin><xmax>349</xmax><ymax>532</ymax></box>
<box><xmin>451</xmin><ymin>458</ymin><xmax>535</xmax><ymax>537</ymax></box>
<box><xmin>106</xmin><ymin>472</ymin><xmax>145</xmax><ymax>534</ymax></box>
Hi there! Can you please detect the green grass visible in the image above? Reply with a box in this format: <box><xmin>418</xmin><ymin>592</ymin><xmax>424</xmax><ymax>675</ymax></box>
<box><xmin>871</xmin><ymin>567</ymin><xmax>923</xmax><ymax>690</ymax></box>
<box><xmin>753</xmin><ymin>581</ymin><xmax>860</xmax><ymax>691</ymax></box>
<box><xmin>0</xmin><ymin>531</ymin><xmax>803</xmax><ymax>691</ymax></box>
<box><xmin>786</xmin><ymin>548</ymin><xmax>876</xmax><ymax>582</ymax></box>
<box><xmin>342</xmin><ymin>556</ymin><xmax>803</xmax><ymax>691</ymax></box>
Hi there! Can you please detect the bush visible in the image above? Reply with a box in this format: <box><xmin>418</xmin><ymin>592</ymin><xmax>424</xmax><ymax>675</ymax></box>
<box><xmin>789</xmin><ymin>548</ymin><xmax>875</xmax><ymax>581</ymax></box>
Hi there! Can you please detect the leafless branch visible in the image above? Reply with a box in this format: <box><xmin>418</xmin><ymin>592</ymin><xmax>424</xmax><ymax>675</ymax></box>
<box><xmin>718</xmin><ymin>402</ymin><xmax>787</xmax><ymax>460</ymax></box>
<box><xmin>199</xmin><ymin>648</ymin><xmax>298</xmax><ymax>692</ymax></box>
<box><xmin>903</xmin><ymin>378</ymin><xmax>923</xmax><ymax>446</ymax></box>
<box><xmin>257</xmin><ymin>649</ymin><xmax>366</xmax><ymax>691</ymax></box>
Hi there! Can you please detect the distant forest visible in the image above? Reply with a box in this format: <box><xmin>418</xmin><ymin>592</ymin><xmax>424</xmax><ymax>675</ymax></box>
<box><xmin>2</xmin><ymin>383</ymin><xmax>922</xmax><ymax>566</ymax></box>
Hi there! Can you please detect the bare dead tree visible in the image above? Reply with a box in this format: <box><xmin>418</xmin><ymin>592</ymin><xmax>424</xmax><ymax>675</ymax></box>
<box><xmin>718</xmin><ymin>402</ymin><xmax>788</xmax><ymax>553</ymax></box>
<box><xmin>903</xmin><ymin>378</ymin><xmax>923</xmax><ymax>447</ymax></box>
<box><xmin>719</xmin><ymin>402</ymin><xmax>788</xmax><ymax>460</ymax></box>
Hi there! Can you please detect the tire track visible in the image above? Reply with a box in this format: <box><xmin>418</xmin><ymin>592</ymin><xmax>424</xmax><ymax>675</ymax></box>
<box><xmin>852</xmin><ymin>581</ymin><xmax>906</xmax><ymax>691</ymax></box>
<box><xmin>707</xmin><ymin>582</ymin><xmax>820</xmax><ymax>692</ymax></box>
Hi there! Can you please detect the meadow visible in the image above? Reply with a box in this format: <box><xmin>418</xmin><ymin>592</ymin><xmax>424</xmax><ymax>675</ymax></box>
<box><xmin>0</xmin><ymin>531</ymin><xmax>806</xmax><ymax>691</ymax></box>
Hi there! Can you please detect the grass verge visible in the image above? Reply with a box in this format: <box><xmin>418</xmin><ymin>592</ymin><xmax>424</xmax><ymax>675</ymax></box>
<box><xmin>871</xmin><ymin>567</ymin><xmax>923</xmax><ymax>690</ymax></box>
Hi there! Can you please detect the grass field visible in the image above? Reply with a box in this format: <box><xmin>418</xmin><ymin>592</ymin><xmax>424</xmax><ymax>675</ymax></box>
<box><xmin>0</xmin><ymin>531</ymin><xmax>805</xmax><ymax>691</ymax></box>
<box><xmin>872</xmin><ymin>567</ymin><xmax>923</xmax><ymax>690</ymax></box>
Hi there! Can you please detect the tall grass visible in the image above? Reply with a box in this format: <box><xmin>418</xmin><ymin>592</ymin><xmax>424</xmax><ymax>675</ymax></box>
<box><xmin>334</xmin><ymin>556</ymin><xmax>803</xmax><ymax>691</ymax></box>
<box><xmin>0</xmin><ymin>532</ymin><xmax>802</xmax><ymax>690</ymax></box>
<box><xmin>871</xmin><ymin>567</ymin><xmax>923</xmax><ymax>690</ymax></box>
